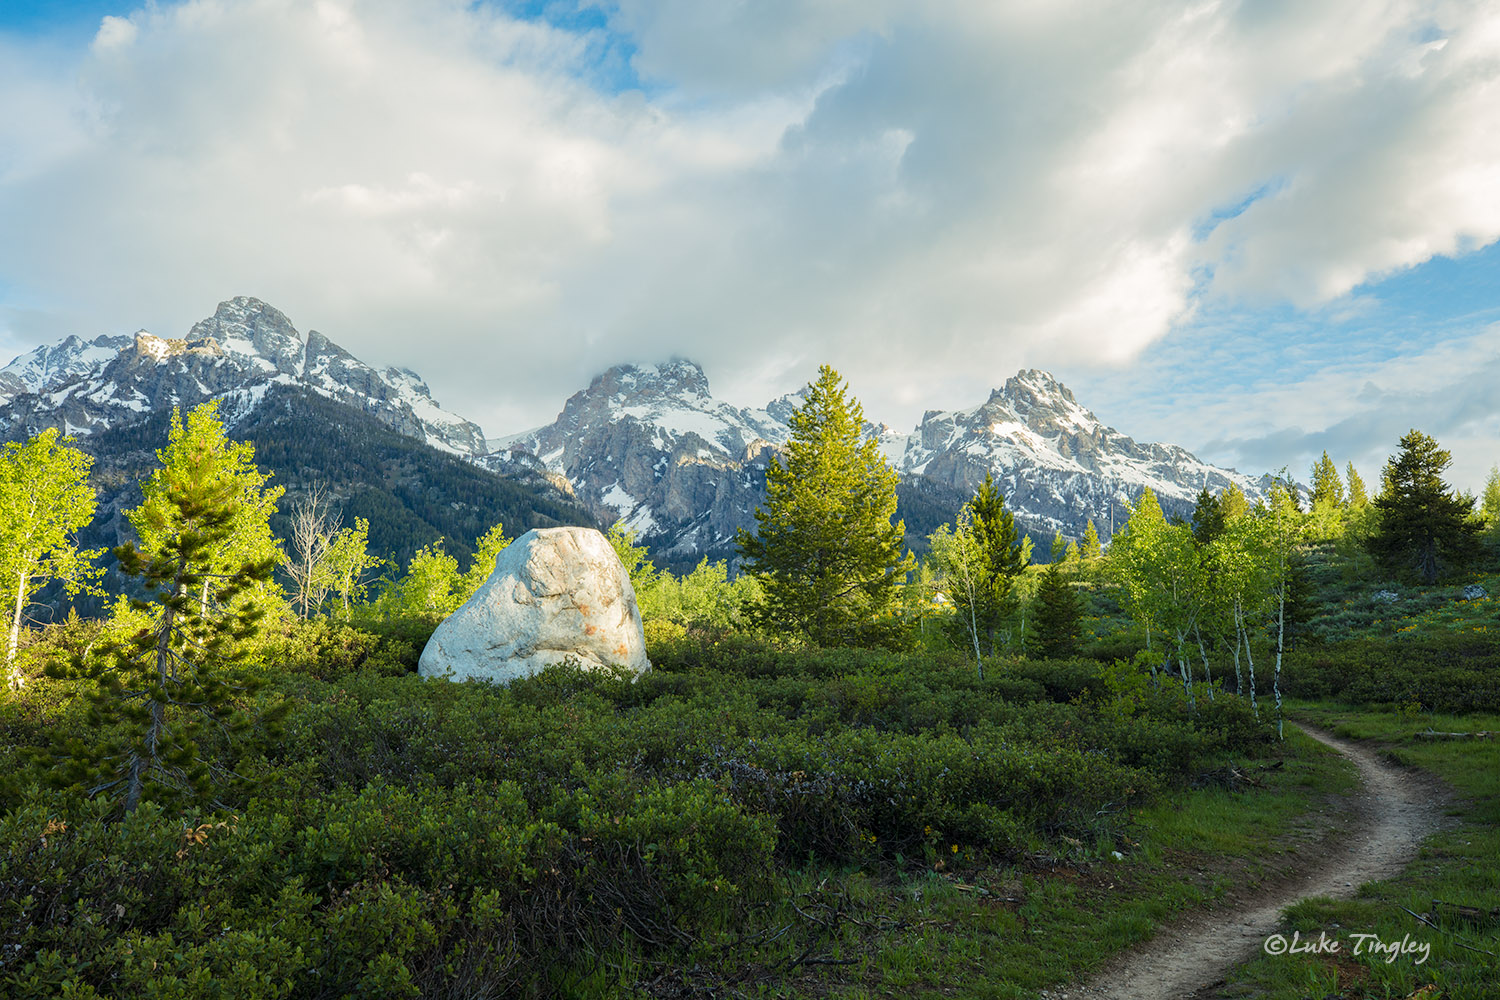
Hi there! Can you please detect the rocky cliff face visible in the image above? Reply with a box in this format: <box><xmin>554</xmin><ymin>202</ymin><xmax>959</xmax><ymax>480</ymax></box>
<box><xmin>489</xmin><ymin>363</ymin><xmax>1266</xmax><ymax>565</ymax></box>
<box><xmin>0</xmin><ymin>296</ymin><xmax>486</xmax><ymax>456</ymax></box>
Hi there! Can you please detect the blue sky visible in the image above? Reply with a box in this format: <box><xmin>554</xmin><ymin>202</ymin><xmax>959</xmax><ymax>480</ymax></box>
<box><xmin>1</xmin><ymin>0</ymin><xmax>1497</xmax><ymax>490</ymax></box>
<box><xmin>0</xmin><ymin>2</ymin><xmax>127</xmax><ymax>38</ymax></box>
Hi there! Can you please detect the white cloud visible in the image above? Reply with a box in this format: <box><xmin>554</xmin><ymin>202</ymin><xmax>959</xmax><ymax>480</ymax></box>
<box><xmin>0</xmin><ymin>0</ymin><xmax>1496</xmax><ymax>450</ymax></box>
<box><xmin>91</xmin><ymin>15</ymin><xmax>138</xmax><ymax>52</ymax></box>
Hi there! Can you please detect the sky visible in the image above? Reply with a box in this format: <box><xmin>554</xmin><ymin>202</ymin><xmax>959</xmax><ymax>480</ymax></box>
<box><xmin>1</xmin><ymin>0</ymin><xmax>1498</xmax><ymax>492</ymax></box>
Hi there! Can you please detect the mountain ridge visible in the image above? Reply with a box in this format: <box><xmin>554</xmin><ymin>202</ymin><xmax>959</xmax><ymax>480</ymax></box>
<box><xmin>0</xmin><ymin>296</ymin><xmax>487</xmax><ymax>456</ymax></box>
<box><xmin>486</xmin><ymin>358</ymin><xmax>1267</xmax><ymax>567</ymax></box>
<box><xmin>1</xmin><ymin>298</ymin><xmax>1267</xmax><ymax>571</ymax></box>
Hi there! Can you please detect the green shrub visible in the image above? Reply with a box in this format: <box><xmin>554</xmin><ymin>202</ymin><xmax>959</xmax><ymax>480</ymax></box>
<box><xmin>1</xmin><ymin>617</ymin><xmax>1285</xmax><ymax>996</ymax></box>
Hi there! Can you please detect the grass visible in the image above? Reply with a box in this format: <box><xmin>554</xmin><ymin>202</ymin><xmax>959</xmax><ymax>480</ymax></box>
<box><xmin>1210</xmin><ymin>702</ymin><xmax>1500</xmax><ymax>1000</ymax></box>
<box><xmin>658</xmin><ymin>723</ymin><xmax>1357</xmax><ymax>998</ymax></box>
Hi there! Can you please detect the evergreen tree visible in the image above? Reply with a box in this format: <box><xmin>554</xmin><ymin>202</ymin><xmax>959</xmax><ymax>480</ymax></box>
<box><xmin>1190</xmin><ymin>486</ymin><xmax>1226</xmax><ymax>546</ymax></box>
<box><xmin>53</xmin><ymin>405</ymin><xmax>283</xmax><ymax>815</ymax></box>
<box><xmin>1049</xmin><ymin>531</ymin><xmax>1067</xmax><ymax>562</ymax></box>
<box><xmin>738</xmin><ymin>366</ymin><xmax>913</xmax><ymax>648</ymax></box>
<box><xmin>1029</xmin><ymin>561</ymin><xmax>1082</xmax><ymax>659</ymax></box>
<box><xmin>1345</xmin><ymin>463</ymin><xmax>1369</xmax><ymax>508</ymax></box>
<box><xmin>132</xmin><ymin>401</ymin><xmax>286</xmax><ymax>621</ymax></box>
<box><xmin>1368</xmin><ymin>430</ymin><xmax>1479</xmax><ymax>583</ymax></box>
<box><xmin>0</xmin><ymin>429</ymin><xmax>103</xmax><ymax>689</ymax></box>
<box><xmin>953</xmin><ymin>471</ymin><xmax>1030</xmax><ymax>655</ymax></box>
<box><xmin>1081</xmin><ymin>519</ymin><xmax>1103</xmax><ymax>560</ymax></box>
<box><xmin>1310</xmin><ymin>451</ymin><xmax>1344</xmax><ymax>509</ymax></box>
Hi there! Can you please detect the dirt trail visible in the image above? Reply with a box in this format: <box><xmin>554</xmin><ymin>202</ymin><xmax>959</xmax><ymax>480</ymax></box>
<box><xmin>1044</xmin><ymin>723</ymin><xmax>1444</xmax><ymax>1000</ymax></box>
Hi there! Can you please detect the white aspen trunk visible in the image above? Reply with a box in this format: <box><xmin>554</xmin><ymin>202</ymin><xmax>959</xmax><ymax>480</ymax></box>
<box><xmin>1242</xmin><ymin>618</ymin><xmax>1259</xmax><ymax>721</ymax></box>
<box><xmin>1194</xmin><ymin>626</ymin><xmax>1215</xmax><ymax>702</ymax></box>
<box><xmin>1231</xmin><ymin>607</ymin><xmax>1244</xmax><ymax>696</ymax></box>
<box><xmin>1177</xmin><ymin>633</ymin><xmax>1195</xmax><ymax>711</ymax></box>
<box><xmin>6</xmin><ymin>569</ymin><xmax>29</xmax><ymax>690</ymax></box>
<box><xmin>967</xmin><ymin>577</ymin><xmax>984</xmax><ymax>681</ymax></box>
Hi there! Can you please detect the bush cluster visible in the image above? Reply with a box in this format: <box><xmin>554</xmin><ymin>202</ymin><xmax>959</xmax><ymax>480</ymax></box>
<box><xmin>1288</xmin><ymin>633</ymin><xmax>1500</xmax><ymax>713</ymax></box>
<box><xmin>2</xmin><ymin>625</ymin><xmax>1276</xmax><ymax>997</ymax></box>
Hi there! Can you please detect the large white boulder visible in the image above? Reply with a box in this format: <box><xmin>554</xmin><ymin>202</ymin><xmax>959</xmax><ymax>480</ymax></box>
<box><xmin>418</xmin><ymin>526</ymin><xmax>651</xmax><ymax>684</ymax></box>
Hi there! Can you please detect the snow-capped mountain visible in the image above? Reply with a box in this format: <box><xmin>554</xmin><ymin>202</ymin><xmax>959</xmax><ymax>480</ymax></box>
<box><xmin>0</xmin><ymin>297</ymin><xmax>486</xmax><ymax>456</ymax></box>
<box><xmin>484</xmin><ymin>360</ymin><xmax>785</xmax><ymax>562</ymax></box>
<box><xmin>1</xmin><ymin>296</ymin><xmax>1265</xmax><ymax>570</ymax></box>
<box><xmin>886</xmin><ymin>369</ymin><xmax>1262</xmax><ymax>539</ymax></box>
<box><xmin>490</xmin><ymin>362</ymin><xmax>1265</xmax><ymax>563</ymax></box>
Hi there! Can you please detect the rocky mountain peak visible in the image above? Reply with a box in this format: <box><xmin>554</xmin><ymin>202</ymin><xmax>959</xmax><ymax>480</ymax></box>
<box><xmin>1003</xmin><ymin>368</ymin><xmax>1075</xmax><ymax>405</ymax></box>
<box><xmin>981</xmin><ymin>368</ymin><xmax>1099</xmax><ymax>439</ymax></box>
<box><xmin>188</xmin><ymin>296</ymin><xmax>304</xmax><ymax>375</ymax></box>
<box><xmin>591</xmin><ymin>359</ymin><xmax>712</xmax><ymax>402</ymax></box>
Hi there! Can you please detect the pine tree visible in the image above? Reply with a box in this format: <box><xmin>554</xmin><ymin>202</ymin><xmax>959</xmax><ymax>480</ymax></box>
<box><xmin>1029</xmin><ymin>561</ymin><xmax>1082</xmax><ymax>659</ymax></box>
<box><xmin>738</xmin><ymin>366</ymin><xmax>913</xmax><ymax>648</ymax></box>
<box><xmin>0</xmin><ymin>429</ymin><xmax>103</xmax><ymax>689</ymax></box>
<box><xmin>1310</xmin><ymin>451</ymin><xmax>1344</xmax><ymax>509</ymax></box>
<box><xmin>132</xmin><ymin>401</ymin><xmax>286</xmax><ymax>621</ymax></box>
<box><xmin>959</xmin><ymin>471</ymin><xmax>1029</xmax><ymax>654</ymax></box>
<box><xmin>1049</xmin><ymin>531</ymin><xmax>1067</xmax><ymax>562</ymax></box>
<box><xmin>1190</xmin><ymin>486</ymin><xmax>1226</xmax><ymax>545</ymax></box>
<box><xmin>1368</xmin><ymin>430</ymin><xmax>1479</xmax><ymax>583</ymax></box>
<box><xmin>1345</xmin><ymin>463</ymin><xmax>1369</xmax><ymax>508</ymax></box>
<box><xmin>1081</xmin><ymin>519</ymin><xmax>1103</xmax><ymax>559</ymax></box>
<box><xmin>52</xmin><ymin>405</ymin><xmax>284</xmax><ymax>815</ymax></box>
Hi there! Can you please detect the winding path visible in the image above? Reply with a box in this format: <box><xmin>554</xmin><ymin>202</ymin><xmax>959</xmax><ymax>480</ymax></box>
<box><xmin>1046</xmin><ymin>723</ymin><xmax>1444</xmax><ymax>1000</ymax></box>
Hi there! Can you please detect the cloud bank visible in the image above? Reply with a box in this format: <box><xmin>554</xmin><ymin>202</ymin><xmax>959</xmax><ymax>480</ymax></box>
<box><xmin>0</xmin><ymin>0</ymin><xmax>1497</xmax><ymax>479</ymax></box>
